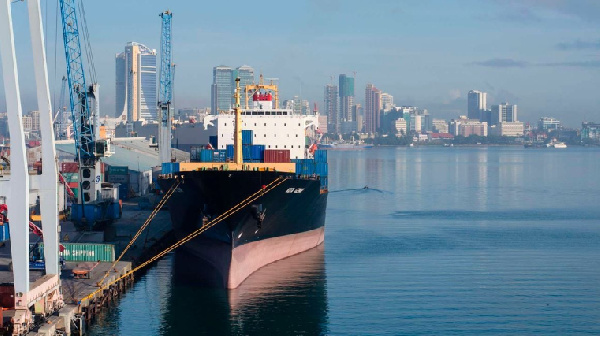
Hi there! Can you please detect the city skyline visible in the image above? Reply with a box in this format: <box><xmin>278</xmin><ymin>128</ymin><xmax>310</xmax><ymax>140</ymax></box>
<box><xmin>0</xmin><ymin>0</ymin><xmax>599</xmax><ymax>128</ymax></box>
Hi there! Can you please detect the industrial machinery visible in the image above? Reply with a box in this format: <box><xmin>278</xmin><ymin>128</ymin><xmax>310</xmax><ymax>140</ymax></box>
<box><xmin>158</xmin><ymin>10</ymin><xmax>173</xmax><ymax>164</ymax></box>
<box><xmin>59</xmin><ymin>0</ymin><xmax>119</xmax><ymax>228</ymax></box>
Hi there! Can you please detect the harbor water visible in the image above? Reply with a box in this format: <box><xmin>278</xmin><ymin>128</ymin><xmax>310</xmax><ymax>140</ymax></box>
<box><xmin>88</xmin><ymin>146</ymin><xmax>600</xmax><ymax>335</ymax></box>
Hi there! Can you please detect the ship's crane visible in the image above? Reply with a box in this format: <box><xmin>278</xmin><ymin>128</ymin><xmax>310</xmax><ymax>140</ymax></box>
<box><xmin>59</xmin><ymin>0</ymin><xmax>115</xmax><ymax>228</ymax></box>
<box><xmin>158</xmin><ymin>10</ymin><xmax>173</xmax><ymax>164</ymax></box>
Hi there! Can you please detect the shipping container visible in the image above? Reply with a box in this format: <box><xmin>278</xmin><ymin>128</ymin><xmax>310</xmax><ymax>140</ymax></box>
<box><xmin>251</xmin><ymin>145</ymin><xmax>265</xmax><ymax>161</ymax></box>
<box><xmin>0</xmin><ymin>284</ymin><xmax>14</xmax><ymax>308</ymax></box>
<box><xmin>226</xmin><ymin>144</ymin><xmax>234</xmax><ymax>159</ymax></box>
<box><xmin>0</xmin><ymin>224</ymin><xmax>9</xmax><ymax>242</ymax></box>
<box><xmin>190</xmin><ymin>146</ymin><xmax>203</xmax><ymax>161</ymax></box>
<box><xmin>200</xmin><ymin>149</ymin><xmax>213</xmax><ymax>162</ymax></box>
<box><xmin>161</xmin><ymin>163</ymin><xmax>179</xmax><ymax>175</ymax></box>
<box><xmin>264</xmin><ymin>149</ymin><xmax>290</xmax><ymax>163</ymax></box>
<box><xmin>242</xmin><ymin>130</ymin><xmax>253</xmax><ymax>145</ymax></box>
<box><xmin>314</xmin><ymin>149</ymin><xmax>328</xmax><ymax>163</ymax></box>
<box><xmin>60</xmin><ymin>162</ymin><xmax>78</xmax><ymax>173</ymax></box>
<box><xmin>39</xmin><ymin>243</ymin><xmax>115</xmax><ymax>262</ymax></box>
<box><xmin>67</xmin><ymin>182</ymin><xmax>78</xmax><ymax>189</ymax></box>
<box><xmin>242</xmin><ymin>145</ymin><xmax>252</xmax><ymax>160</ymax></box>
<box><xmin>320</xmin><ymin>177</ymin><xmax>328</xmax><ymax>189</ymax></box>
<box><xmin>316</xmin><ymin>162</ymin><xmax>328</xmax><ymax>177</ymax></box>
<box><xmin>106</xmin><ymin>173</ymin><xmax>129</xmax><ymax>184</ymax></box>
<box><xmin>108</xmin><ymin>166</ymin><xmax>128</xmax><ymax>175</ymax></box>
<box><xmin>212</xmin><ymin>150</ymin><xmax>227</xmax><ymax>163</ymax></box>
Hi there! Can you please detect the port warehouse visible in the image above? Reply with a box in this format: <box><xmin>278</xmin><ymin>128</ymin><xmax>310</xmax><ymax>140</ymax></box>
<box><xmin>55</xmin><ymin>137</ymin><xmax>189</xmax><ymax>200</ymax></box>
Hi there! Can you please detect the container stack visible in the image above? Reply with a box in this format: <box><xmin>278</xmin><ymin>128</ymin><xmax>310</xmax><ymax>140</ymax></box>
<box><xmin>294</xmin><ymin>150</ymin><xmax>328</xmax><ymax>189</ymax></box>
<box><xmin>61</xmin><ymin>162</ymin><xmax>80</xmax><ymax>198</ymax></box>
<box><xmin>264</xmin><ymin>149</ymin><xmax>290</xmax><ymax>163</ymax></box>
<box><xmin>107</xmin><ymin>166</ymin><xmax>130</xmax><ymax>199</ymax></box>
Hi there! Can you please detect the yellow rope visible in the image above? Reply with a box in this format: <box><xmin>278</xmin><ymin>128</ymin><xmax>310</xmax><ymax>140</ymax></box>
<box><xmin>79</xmin><ymin>176</ymin><xmax>288</xmax><ymax>303</ymax></box>
<box><xmin>96</xmin><ymin>179</ymin><xmax>181</xmax><ymax>287</ymax></box>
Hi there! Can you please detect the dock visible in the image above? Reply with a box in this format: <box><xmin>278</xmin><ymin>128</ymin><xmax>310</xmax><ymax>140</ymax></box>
<box><xmin>0</xmin><ymin>194</ymin><xmax>174</xmax><ymax>335</ymax></box>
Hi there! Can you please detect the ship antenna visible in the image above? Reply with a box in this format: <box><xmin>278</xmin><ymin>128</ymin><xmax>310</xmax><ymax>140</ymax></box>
<box><xmin>234</xmin><ymin>77</ymin><xmax>243</xmax><ymax>165</ymax></box>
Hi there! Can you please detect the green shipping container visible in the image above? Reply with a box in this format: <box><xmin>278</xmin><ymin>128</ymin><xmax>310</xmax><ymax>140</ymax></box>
<box><xmin>108</xmin><ymin>166</ymin><xmax>128</xmax><ymax>176</ymax></box>
<box><xmin>59</xmin><ymin>243</ymin><xmax>115</xmax><ymax>262</ymax></box>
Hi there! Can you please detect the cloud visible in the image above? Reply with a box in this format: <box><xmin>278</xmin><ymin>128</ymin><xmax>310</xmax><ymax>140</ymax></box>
<box><xmin>470</xmin><ymin>58</ymin><xmax>530</xmax><ymax>68</ymax></box>
<box><xmin>496</xmin><ymin>0</ymin><xmax>600</xmax><ymax>23</ymax></box>
<box><xmin>556</xmin><ymin>39</ymin><xmax>600</xmax><ymax>50</ymax></box>
<box><xmin>541</xmin><ymin>60</ymin><xmax>600</xmax><ymax>68</ymax></box>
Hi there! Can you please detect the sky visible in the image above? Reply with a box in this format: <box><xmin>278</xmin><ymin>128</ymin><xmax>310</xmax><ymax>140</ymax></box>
<box><xmin>1</xmin><ymin>0</ymin><xmax>600</xmax><ymax>128</ymax></box>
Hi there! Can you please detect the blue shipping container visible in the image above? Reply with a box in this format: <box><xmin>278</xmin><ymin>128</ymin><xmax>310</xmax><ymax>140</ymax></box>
<box><xmin>320</xmin><ymin>177</ymin><xmax>328</xmax><ymax>188</ymax></box>
<box><xmin>251</xmin><ymin>145</ymin><xmax>265</xmax><ymax>160</ymax></box>
<box><xmin>226</xmin><ymin>144</ymin><xmax>234</xmax><ymax>159</ymax></box>
<box><xmin>212</xmin><ymin>150</ymin><xmax>227</xmax><ymax>163</ymax></box>
<box><xmin>161</xmin><ymin>162</ymin><xmax>179</xmax><ymax>175</ymax></box>
<box><xmin>242</xmin><ymin>130</ymin><xmax>253</xmax><ymax>145</ymax></box>
<box><xmin>316</xmin><ymin>162</ymin><xmax>328</xmax><ymax>177</ymax></box>
<box><xmin>200</xmin><ymin>149</ymin><xmax>214</xmax><ymax>162</ymax></box>
<box><xmin>243</xmin><ymin>145</ymin><xmax>252</xmax><ymax>160</ymax></box>
<box><xmin>209</xmin><ymin>136</ymin><xmax>218</xmax><ymax>149</ymax></box>
<box><xmin>314</xmin><ymin>149</ymin><xmax>328</xmax><ymax>163</ymax></box>
<box><xmin>0</xmin><ymin>224</ymin><xmax>9</xmax><ymax>242</ymax></box>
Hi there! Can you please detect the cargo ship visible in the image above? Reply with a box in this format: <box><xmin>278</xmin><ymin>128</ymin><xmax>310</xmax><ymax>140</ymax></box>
<box><xmin>158</xmin><ymin>77</ymin><xmax>328</xmax><ymax>289</ymax></box>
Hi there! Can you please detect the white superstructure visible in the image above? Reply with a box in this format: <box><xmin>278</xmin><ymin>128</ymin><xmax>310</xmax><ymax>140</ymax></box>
<box><xmin>204</xmin><ymin>91</ymin><xmax>319</xmax><ymax>160</ymax></box>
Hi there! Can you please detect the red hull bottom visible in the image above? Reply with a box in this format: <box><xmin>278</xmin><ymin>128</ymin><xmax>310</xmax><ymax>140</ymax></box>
<box><xmin>228</xmin><ymin>227</ymin><xmax>325</xmax><ymax>289</ymax></box>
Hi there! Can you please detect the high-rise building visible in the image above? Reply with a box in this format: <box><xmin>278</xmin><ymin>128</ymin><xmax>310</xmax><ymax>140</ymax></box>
<box><xmin>235</xmin><ymin>65</ymin><xmax>255</xmax><ymax>107</ymax></box>
<box><xmin>467</xmin><ymin>90</ymin><xmax>487</xmax><ymax>120</ymax></box>
<box><xmin>380</xmin><ymin>92</ymin><xmax>394</xmax><ymax>111</ymax></box>
<box><xmin>491</xmin><ymin>103</ymin><xmax>517</xmax><ymax>125</ymax></box>
<box><xmin>339</xmin><ymin>74</ymin><xmax>355</xmax><ymax>122</ymax></box>
<box><xmin>211</xmin><ymin>66</ymin><xmax>234</xmax><ymax>114</ymax></box>
<box><xmin>115</xmin><ymin>52</ymin><xmax>126</xmax><ymax>117</ymax></box>
<box><xmin>324</xmin><ymin>84</ymin><xmax>339</xmax><ymax>133</ymax></box>
<box><xmin>365</xmin><ymin>84</ymin><xmax>381</xmax><ymax>134</ymax></box>
<box><xmin>538</xmin><ymin>117</ymin><xmax>561</xmax><ymax>131</ymax></box>
<box><xmin>116</xmin><ymin>42</ymin><xmax>157</xmax><ymax>122</ymax></box>
<box><xmin>29</xmin><ymin>111</ymin><xmax>40</xmax><ymax>131</ymax></box>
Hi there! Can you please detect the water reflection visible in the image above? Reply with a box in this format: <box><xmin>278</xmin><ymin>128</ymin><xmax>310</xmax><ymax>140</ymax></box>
<box><xmin>161</xmin><ymin>244</ymin><xmax>328</xmax><ymax>335</ymax></box>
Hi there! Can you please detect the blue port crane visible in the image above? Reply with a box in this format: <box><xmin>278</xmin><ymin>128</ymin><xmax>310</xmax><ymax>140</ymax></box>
<box><xmin>158</xmin><ymin>10</ymin><xmax>173</xmax><ymax>164</ymax></box>
<box><xmin>59</xmin><ymin>0</ymin><xmax>117</xmax><ymax>227</ymax></box>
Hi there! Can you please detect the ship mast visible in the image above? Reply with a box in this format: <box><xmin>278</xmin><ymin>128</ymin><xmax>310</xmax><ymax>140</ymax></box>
<box><xmin>234</xmin><ymin>77</ymin><xmax>243</xmax><ymax>164</ymax></box>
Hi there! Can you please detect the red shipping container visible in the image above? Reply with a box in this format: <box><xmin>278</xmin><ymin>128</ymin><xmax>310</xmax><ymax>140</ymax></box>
<box><xmin>61</xmin><ymin>162</ymin><xmax>79</xmax><ymax>173</ymax></box>
<box><xmin>0</xmin><ymin>285</ymin><xmax>14</xmax><ymax>309</ymax></box>
<box><xmin>264</xmin><ymin>149</ymin><xmax>290</xmax><ymax>163</ymax></box>
<box><xmin>68</xmin><ymin>182</ymin><xmax>78</xmax><ymax>189</ymax></box>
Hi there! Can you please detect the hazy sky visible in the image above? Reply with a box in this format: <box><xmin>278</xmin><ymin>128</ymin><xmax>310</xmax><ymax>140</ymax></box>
<box><xmin>1</xmin><ymin>0</ymin><xmax>599</xmax><ymax>128</ymax></box>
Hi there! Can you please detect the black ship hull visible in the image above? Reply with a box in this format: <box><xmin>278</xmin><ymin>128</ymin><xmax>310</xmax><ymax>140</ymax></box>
<box><xmin>158</xmin><ymin>170</ymin><xmax>327</xmax><ymax>288</ymax></box>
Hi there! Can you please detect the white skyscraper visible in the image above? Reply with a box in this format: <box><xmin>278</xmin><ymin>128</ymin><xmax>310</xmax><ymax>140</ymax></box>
<box><xmin>491</xmin><ymin>103</ymin><xmax>517</xmax><ymax>125</ymax></box>
<box><xmin>467</xmin><ymin>90</ymin><xmax>487</xmax><ymax>120</ymax></box>
<box><xmin>116</xmin><ymin>42</ymin><xmax>157</xmax><ymax>122</ymax></box>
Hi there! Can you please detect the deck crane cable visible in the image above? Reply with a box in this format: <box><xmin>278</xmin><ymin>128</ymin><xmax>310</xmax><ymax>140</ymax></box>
<box><xmin>77</xmin><ymin>0</ymin><xmax>96</xmax><ymax>83</ymax></box>
<box><xmin>96</xmin><ymin>178</ymin><xmax>181</xmax><ymax>286</ymax></box>
<box><xmin>80</xmin><ymin>176</ymin><xmax>288</xmax><ymax>303</ymax></box>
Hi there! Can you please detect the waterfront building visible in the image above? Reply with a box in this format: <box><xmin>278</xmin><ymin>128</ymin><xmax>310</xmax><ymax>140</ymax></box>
<box><xmin>450</xmin><ymin>116</ymin><xmax>488</xmax><ymax>137</ymax></box>
<box><xmin>491</xmin><ymin>103</ymin><xmax>517</xmax><ymax>125</ymax></box>
<box><xmin>211</xmin><ymin>66</ymin><xmax>234</xmax><ymax>115</ymax></box>
<box><xmin>538</xmin><ymin>117</ymin><xmax>561</xmax><ymax>131</ymax></box>
<box><xmin>317</xmin><ymin>115</ymin><xmax>328</xmax><ymax>134</ymax></box>
<box><xmin>324</xmin><ymin>84</ymin><xmax>339</xmax><ymax>133</ymax></box>
<box><xmin>29</xmin><ymin>111</ymin><xmax>40</xmax><ymax>131</ymax></box>
<box><xmin>432</xmin><ymin>119</ymin><xmax>449</xmax><ymax>133</ymax></box>
<box><xmin>468</xmin><ymin>90</ymin><xmax>487</xmax><ymax>120</ymax></box>
<box><xmin>380</xmin><ymin>92</ymin><xmax>394</xmax><ymax>111</ymax></box>
<box><xmin>581</xmin><ymin>122</ymin><xmax>600</xmax><ymax>143</ymax></box>
<box><xmin>22</xmin><ymin>115</ymin><xmax>33</xmax><ymax>131</ymax></box>
<box><xmin>490</xmin><ymin>121</ymin><xmax>524</xmax><ymax>137</ymax></box>
<box><xmin>116</xmin><ymin>42</ymin><xmax>158</xmax><ymax>122</ymax></box>
<box><xmin>394</xmin><ymin>118</ymin><xmax>407</xmax><ymax>136</ymax></box>
<box><xmin>353</xmin><ymin>104</ymin><xmax>363</xmax><ymax>133</ymax></box>
<box><xmin>365</xmin><ymin>84</ymin><xmax>381</xmax><ymax>134</ymax></box>
<box><xmin>339</xmin><ymin>74</ymin><xmax>355</xmax><ymax>122</ymax></box>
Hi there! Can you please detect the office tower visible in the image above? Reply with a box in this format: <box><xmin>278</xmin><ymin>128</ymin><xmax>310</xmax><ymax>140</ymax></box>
<box><xmin>117</xmin><ymin>42</ymin><xmax>158</xmax><ymax>122</ymax></box>
<box><xmin>491</xmin><ymin>103</ymin><xmax>517</xmax><ymax>125</ymax></box>
<box><xmin>467</xmin><ymin>90</ymin><xmax>487</xmax><ymax>120</ymax></box>
<box><xmin>115</xmin><ymin>52</ymin><xmax>126</xmax><ymax>117</ymax></box>
<box><xmin>380</xmin><ymin>92</ymin><xmax>394</xmax><ymax>111</ymax></box>
<box><xmin>339</xmin><ymin>74</ymin><xmax>355</xmax><ymax>122</ymax></box>
<box><xmin>365</xmin><ymin>84</ymin><xmax>381</xmax><ymax>134</ymax></box>
<box><xmin>324</xmin><ymin>84</ymin><xmax>339</xmax><ymax>133</ymax></box>
<box><xmin>211</xmin><ymin>66</ymin><xmax>234</xmax><ymax>114</ymax></box>
<box><xmin>235</xmin><ymin>65</ymin><xmax>255</xmax><ymax>107</ymax></box>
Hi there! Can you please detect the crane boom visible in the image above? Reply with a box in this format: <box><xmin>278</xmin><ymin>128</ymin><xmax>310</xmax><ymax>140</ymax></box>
<box><xmin>158</xmin><ymin>10</ymin><xmax>173</xmax><ymax>164</ymax></box>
